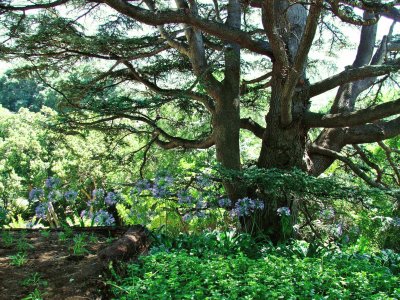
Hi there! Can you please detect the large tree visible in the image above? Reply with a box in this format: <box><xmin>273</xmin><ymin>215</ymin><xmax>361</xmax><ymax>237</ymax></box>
<box><xmin>1</xmin><ymin>0</ymin><xmax>400</xmax><ymax>240</ymax></box>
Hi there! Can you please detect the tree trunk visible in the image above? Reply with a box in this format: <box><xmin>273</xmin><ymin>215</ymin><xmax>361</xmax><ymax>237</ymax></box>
<box><xmin>213</xmin><ymin>90</ymin><xmax>244</xmax><ymax>200</ymax></box>
<box><xmin>251</xmin><ymin>69</ymin><xmax>309</xmax><ymax>243</ymax></box>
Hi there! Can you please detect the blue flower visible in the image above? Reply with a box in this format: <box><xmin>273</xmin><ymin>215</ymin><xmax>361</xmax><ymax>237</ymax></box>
<box><xmin>64</xmin><ymin>190</ymin><xmax>78</xmax><ymax>202</ymax></box>
<box><xmin>134</xmin><ymin>179</ymin><xmax>152</xmax><ymax>194</ymax></box>
<box><xmin>196</xmin><ymin>176</ymin><xmax>212</xmax><ymax>188</ymax></box>
<box><xmin>80</xmin><ymin>209</ymin><xmax>93</xmax><ymax>219</ymax></box>
<box><xmin>178</xmin><ymin>191</ymin><xmax>194</xmax><ymax>205</ymax></box>
<box><xmin>94</xmin><ymin>210</ymin><xmax>115</xmax><ymax>226</ymax></box>
<box><xmin>277</xmin><ymin>207</ymin><xmax>291</xmax><ymax>217</ymax></box>
<box><xmin>29</xmin><ymin>188</ymin><xmax>44</xmax><ymax>200</ymax></box>
<box><xmin>35</xmin><ymin>203</ymin><xmax>48</xmax><ymax>220</ymax></box>
<box><xmin>218</xmin><ymin>198</ymin><xmax>232</xmax><ymax>208</ymax></box>
<box><xmin>196</xmin><ymin>211</ymin><xmax>206</xmax><ymax>218</ymax></box>
<box><xmin>232</xmin><ymin>198</ymin><xmax>264</xmax><ymax>217</ymax></box>
<box><xmin>92</xmin><ymin>189</ymin><xmax>105</xmax><ymax>200</ymax></box>
<box><xmin>45</xmin><ymin>177</ymin><xmax>61</xmax><ymax>189</ymax></box>
<box><xmin>182</xmin><ymin>213</ymin><xmax>192</xmax><ymax>222</ymax></box>
<box><xmin>105</xmin><ymin>192</ymin><xmax>120</xmax><ymax>206</ymax></box>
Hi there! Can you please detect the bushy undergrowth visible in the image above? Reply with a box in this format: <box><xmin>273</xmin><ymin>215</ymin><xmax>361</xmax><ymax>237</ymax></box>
<box><xmin>109</xmin><ymin>234</ymin><xmax>400</xmax><ymax>300</ymax></box>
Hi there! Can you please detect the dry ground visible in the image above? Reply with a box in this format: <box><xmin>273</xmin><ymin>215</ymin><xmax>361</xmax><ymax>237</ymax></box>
<box><xmin>0</xmin><ymin>228</ymin><xmax>126</xmax><ymax>300</ymax></box>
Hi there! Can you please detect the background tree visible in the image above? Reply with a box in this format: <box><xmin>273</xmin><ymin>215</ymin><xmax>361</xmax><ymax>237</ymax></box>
<box><xmin>1</xmin><ymin>0</ymin><xmax>400</xmax><ymax>241</ymax></box>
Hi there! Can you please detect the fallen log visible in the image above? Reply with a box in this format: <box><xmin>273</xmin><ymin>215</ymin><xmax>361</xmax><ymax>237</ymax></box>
<box><xmin>97</xmin><ymin>225</ymin><xmax>151</xmax><ymax>263</ymax></box>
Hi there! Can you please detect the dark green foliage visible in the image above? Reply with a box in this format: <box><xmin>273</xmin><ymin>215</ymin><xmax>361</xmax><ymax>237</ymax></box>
<box><xmin>110</xmin><ymin>242</ymin><xmax>400</xmax><ymax>299</ymax></box>
<box><xmin>0</xmin><ymin>73</ymin><xmax>57</xmax><ymax>112</ymax></box>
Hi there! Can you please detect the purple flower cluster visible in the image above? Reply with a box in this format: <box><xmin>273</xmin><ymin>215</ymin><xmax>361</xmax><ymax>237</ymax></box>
<box><xmin>182</xmin><ymin>213</ymin><xmax>192</xmax><ymax>222</ymax></box>
<box><xmin>80</xmin><ymin>209</ymin><xmax>115</xmax><ymax>226</ymax></box>
<box><xmin>218</xmin><ymin>198</ymin><xmax>232</xmax><ymax>208</ymax></box>
<box><xmin>92</xmin><ymin>189</ymin><xmax>105</xmax><ymax>200</ymax></box>
<box><xmin>80</xmin><ymin>209</ymin><xmax>93</xmax><ymax>219</ymax></box>
<box><xmin>134</xmin><ymin>179</ymin><xmax>152</xmax><ymax>194</ymax></box>
<box><xmin>94</xmin><ymin>210</ymin><xmax>115</xmax><ymax>226</ymax></box>
<box><xmin>277</xmin><ymin>207</ymin><xmax>291</xmax><ymax>217</ymax></box>
<box><xmin>232</xmin><ymin>197</ymin><xmax>264</xmax><ymax>217</ymax></box>
<box><xmin>196</xmin><ymin>176</ymin><xmax>212</xmax><ymax>188</ymax></box>
<box><xmin>64</xmin><ymin>190</ymin><xmax>78</xmax><ymax>202</ymax></box>
<box><xmin>29</xmin><ymin>188</ymin><xmax>44</xmax><ymax>200</ymax></box>
<box><xmin>45</xmin><ymin>177</ymin><xmax>60</xmax><ymax>189</ymax></box>
<box><xmin>105</xmin><ymin>192</ymin><xmax>119</xmax><ymax>206</ymax></box>
<box><xmin>321</xmin><ymin>208</ymin><xmax>335</xmax><ymax>219</ymax></box>
<box><xmin>35</xmin><ymin>203</ymin><xmax>48</xmax><ymax>220</ymax></box>
<box><xmin>178</xmin><ymin>191</ymin><xmax>195</xmax><ymax>205</ymax></box>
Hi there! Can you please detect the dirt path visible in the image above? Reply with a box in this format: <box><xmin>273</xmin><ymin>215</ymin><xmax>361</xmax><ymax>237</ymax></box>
<box><xmin>0</xmin><ymin>229</ymin><xmax>126</xmax><ymax>299</ymax></box>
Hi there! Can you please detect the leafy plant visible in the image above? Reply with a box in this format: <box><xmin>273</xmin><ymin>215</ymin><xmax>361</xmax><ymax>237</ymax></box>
<box><xmin>1</xmin><ymin>230</ymin><xmax>14</xmax><ymax>246</ymax></box>
<box><xmin>110</xmin><ymin>248</ymin><xmax>400</xmax><ymax>299</ymax></box>
<box><xmin>21</xmin><ymin>272</ymin><xmax>48</xmax><ymax>288</ymax></box>
<box><xmin>17</xmin><ymin>238</ymin><xmax>34</xmax><ymax>252</ymax></box>
<box><xmin>58</xmin><ymin>231</ymin><xmax>68</xmax><ymax>242</ymax></box>
<box><xmin>70</xmin><ymin>234</ymin><xmax>89</xmax><ymax>256</ymax></box>
<box><xmin>9</xmin><ymin>252</ymin><xmax>28</xmax><ymax>266</ymax></box>
<box><xmin>39</xmin><ymin>230</ymin><xmax>50</xmax><ymax>239</ymax></box>
<box><xmin>22</xmin><ymin>288</ymin><xmax>44</xmax><ymax>300</ymax></box>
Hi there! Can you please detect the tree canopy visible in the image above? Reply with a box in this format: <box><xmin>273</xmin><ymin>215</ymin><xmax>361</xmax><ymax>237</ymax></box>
<box><xmin>1</xmin><ymin>0</ymin><xmax>400</xmax><ymax>240</ymax></box>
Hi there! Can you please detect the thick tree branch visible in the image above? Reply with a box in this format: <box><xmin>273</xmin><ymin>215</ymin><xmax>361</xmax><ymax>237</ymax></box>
<box><xmin>353</xmin><ymin>144</ymin><xmax>385</xmax><ymax>185</ymax></box>
<box><xmin>122</xmin><ymin>61</ymin><xmax>215</xmax><ymax>112</ymax></box>
<box><xmin>153</xmin><ymin>131</ymin><xmax>215</xmax><ymax>149</ymax></box>
<box><xmin>378</xmin><ymin>141</ymin><xmax>400</xmax><ymax>185</ymax></box>
<box><xmin>343</xmin><ymin>116</ymin><xmax>400</xmax><ymax>144</ymax></box>
<box><xmin>0</xmin><ymin>0</ymin><xmax>69</xmax><ymax>11</ymax></box>
<box><xmin>304</xmin><ymin>98</ymin><xmax>400</xmax><ymax>128</ymax></box>
<box><xmin>309</xmin><ymin>144</ymin><xmax>385</xmax><ymax>189</ymax></box>
<box><xmin>309</xmin><ymin>60</ymin><xmax>400</xmax><ymax>98</ymax></box>
<box><xmin>281</xmin><ymin>0</ymin><xmax>322</xmax><ymax>126</ymax></box>
<box><xmin>102</xmin><ymin>0</ymin><xmax>273</xmax><ymax>57</ymax></box>
<box><xmin>240</xmin><ymin>118</ymin><xmax>265</xmax><ymax>139</ymax></box>
<box><xmin>261</xmin><ymin>0</ymin><xmax>289</xmax><ymax>69</ymax></box>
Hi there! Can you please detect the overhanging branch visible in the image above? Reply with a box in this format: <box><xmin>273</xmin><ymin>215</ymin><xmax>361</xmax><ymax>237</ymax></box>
<box><xmin>343</xmin><ymin>116</ymin><xmax>400</xmax><ymax>144</ymax></box>
<box><xmin>102</xmin><ymin>0</ymin><xmax>273</xmax><ymax>57</ymax></box>
<box><xmin>240</xmin><ymin>118</ymin><xmax>265</xmax><ymax>139</ymax></box>
<box><xmin>304</xmin><ymin>98</ymin><xmax>400</xmax><ymax>128</ymax></box>
<box><xmin>309</xmin><ymin>144</ymin><xmax>386</xmax><ymax>189</ymax></box>
<box><xmin>309</xmin><ymin>60</ymin><xmax>400</xmax><ymax>98</ymax></box>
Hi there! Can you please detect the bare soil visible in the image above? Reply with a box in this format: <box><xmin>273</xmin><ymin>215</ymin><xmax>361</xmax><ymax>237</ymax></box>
<box><xmin>0</xmin><ymin>228</ymin><xmax>127</xmax><ymax>300</ymax></box>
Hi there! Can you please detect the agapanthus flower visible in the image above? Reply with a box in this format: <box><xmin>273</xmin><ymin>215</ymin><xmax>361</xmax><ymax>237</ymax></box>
<box><xmin>196</xmin><ymin>199</ymin><xmax>207</xmax><ymax>209</ymax></box>
<box><xmin>336</xmin><ymin>223</ymin><xmax>343</xmax><ymax>236</ymax></box>
<box><xmin>232</xmin><ymin>197</ymin><xmax>264</xmax><ymax>217</ymax></box>
<box><xmin>182</xmin><ymin>213</ymin><xmax>192</xmax><ymax>222</ymax></box>
<box><xmin>35</xmin><ymin>203</ymin><xmax>48</xmax><ymax>220</ymax></box>
<box><xmin>29</xmin><ymin>188</ymin><xmax>44</xmax><ymax>200</ymax></box>
<box><xmin>92</xmin><ymin>189</ymin><xmax>105</xmax><ymax>200</ymax></box>
<box><xmin>277</xmin><ymin>207</ymin><xmax>291</xmax><ymax>217</ymax></box>
<box><xmin>94</xmin><ymin>210</ymin><xmax>115</xmax><ymax>226</ymax></box>
<box><xmin>134</xmin><ymin>179</ymin><xmax>152</xmax><ymax>194</ymax></box>
<box><xmin>80</xmin><ymin>209</ymin><xmax>93</xmax><ymax>219</ymax></box>
<box><xmin>218</xmin><ymin>198</ymin><xmax>232</xmax><ymax>208</ymax></box>
<box><xmin>150</xmin><ymin>184</ymin><xmax>170</xmax><ymax>199</ymax></box>
<box><xmin>321</xmin><ymin>208</ymin><xmax>335</xmax><ymax>219</ymax></box>
<box><xmin>177</xmin><ymin>191</ymin><xmax>194</xmax><ymax>205</ymax></box>
<box><xmin>105</xmin><ymin>192</ymin><xmax>119</xmax><ymax>206</ymax></box>
<box><xmin>196</xmin><ymin>211</ymin><xmax>206</xmax><ymax>218</ymax></box>
<box><xmin>64</xmin><ymin>190</ymin><xmax>78</xmax><ymax>202</ymax></box>
<box><xmin>196</xmin><ymin>176</ymin><xmax>212</xmax><ymax>188</ymax></box>
<box><xmin>45</xmin><ymin>177</ymin><xmax>61</xmax><ymax>189</ymax></box>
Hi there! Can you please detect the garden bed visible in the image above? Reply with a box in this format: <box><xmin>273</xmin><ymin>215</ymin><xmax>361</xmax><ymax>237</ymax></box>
<box><xmin>0</xmin><ymin>227</ymin><xmax>131</xmax><ymax>299</ymax></box>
